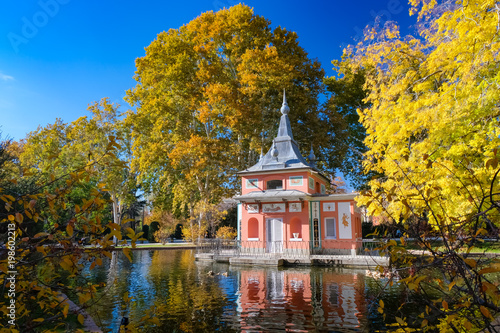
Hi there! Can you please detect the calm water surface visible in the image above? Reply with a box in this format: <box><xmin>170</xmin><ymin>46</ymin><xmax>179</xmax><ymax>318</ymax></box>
<box><xmin>85</xmin><ymin>250</ymin><xmax>407</xmax><ymax>332</ymax></box>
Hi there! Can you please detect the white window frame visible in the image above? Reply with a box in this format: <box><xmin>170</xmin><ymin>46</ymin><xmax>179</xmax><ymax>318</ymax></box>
<box><xmin>324</xmin><ymin>217</ymin><xmax>336</xmax><ymax>239</ymax></box>
<box><xmin>289</xmin><ymin>176</ymin><xmax>303</xmax><ymax>187</ymax></box>
<box><xmin>245</xmin><ymin>178</ymin><xmax>259</xmax><ymax>189</ymax></box>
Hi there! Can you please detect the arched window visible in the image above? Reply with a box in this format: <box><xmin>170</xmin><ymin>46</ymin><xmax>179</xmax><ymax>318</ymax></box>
<box><xmin>248</xmin><ymin>218</ymin><xmax>259</xmax><ymax>240</ymax></box>
<box><xmin>267</xmin><ymin>179</ymin><xmax>283</xmax><ymax>190</ymax></box>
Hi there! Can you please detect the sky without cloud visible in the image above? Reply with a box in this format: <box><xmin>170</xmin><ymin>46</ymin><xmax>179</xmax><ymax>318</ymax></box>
<box><xmin>0</xmin><ymin>0</ymin><xmax>414</xmax><ymax>141</ymax></box>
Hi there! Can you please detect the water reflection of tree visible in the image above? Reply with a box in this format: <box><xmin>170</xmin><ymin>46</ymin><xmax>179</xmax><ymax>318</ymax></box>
<box><xmin>363</xmin><ymin>274</ymin><xmax>435</xmax><ymax>332</ymax></box>
<box><xmin>147</xmin><ymin>250</ymin><xmax>234</xmax><ymax>333</ymax></box>
<box><xmin>87</xmin><ymin>251</ymin><xmax>428</xmax><ymax>332</ymax></box>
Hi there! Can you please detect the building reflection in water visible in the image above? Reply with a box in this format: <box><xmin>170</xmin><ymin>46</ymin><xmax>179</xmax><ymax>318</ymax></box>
<box><xmin>236</xmin><ymin>267</ymin><xmax>366</xmax><ymax>332</ymax></box>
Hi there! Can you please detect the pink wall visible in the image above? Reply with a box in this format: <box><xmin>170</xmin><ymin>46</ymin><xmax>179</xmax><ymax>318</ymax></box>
<box><xmin>241</xmin><ymin>171</ymin><xmax>328</xmax><ymax>195</ymax></box>
<box><xmin>239</xmin><ymin>171</ymin><xmax>362</xmax><ymax>251</ymax></box>
<box><xmin>241</xmin><ymin>201</ymin><xmax>310</xmax><ymax>243</ymax></box>
<box><xmin>320</xmin><ymin>201</ymin><xmax>362</xmax><ymax>250</ymax></box>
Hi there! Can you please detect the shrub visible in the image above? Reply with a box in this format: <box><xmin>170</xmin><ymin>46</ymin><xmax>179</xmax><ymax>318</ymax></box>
<box><xmin>216</xmin><ymin>226</ymin><xmax>237</xmax><ymax>240</ymax></box>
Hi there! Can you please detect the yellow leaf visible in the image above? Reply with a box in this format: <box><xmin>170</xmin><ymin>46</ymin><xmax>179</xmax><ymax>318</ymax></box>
<box><xmin>464</xmin><ymin>258</ymin><xmax>476</xmax><ymax>268</ymax></box>
<box><xmin>78</xmin><ymin>292</ymin><xmax>91</xmax><ymax>304</ymax></box>
<box><xmin>15</xmin><ymin>212</ymin><xmax>23</xmax><ymax>223</ymax></box>
<box><xmin>60</xmin><ymin>257</ymin><xmax>74</xmax><ymax>272</ymax></box>
<box><xmin>485</xmin><ymin>158</ymin><xmax>498</xmax><ymax>169</ymax></box>
<box><xmin>479</xmin><ymin>265</ymin><xmax>500</xmax><ymax>275</ymax></box>
<box><xmin>126</xmin><ymin>227</ymin><xmax>135</xmax><ymax>237</ymax></box>
<box><xmin>62</xmin><ymin>304</ymin><xmax>69</xmax><ymax>318</ymax></box>
<box><xmin>480</xmin><ymin>306</ymin><xmax>494</xmax><ymax>320</ymax></box>
<box><xmin>379</xmin><ymin>299</ymin><xmax>385</xmax><ymax>308</ymax></box>
<box><xmin>66</xmin><ymin>224</ymin><xmax>74</xmax><ymax>237</ymax></box>
<box><xmin>448</xmin><ymin>281</ymin><xmax>456</xmax><ymax>291</ymax></box>
<box><xmin>421</xmin><ymin>319</ymin><xmax>428</xmax><ymax>328</ymax></box>
<box><xmin>395</xmin><ymin>316</ymin><xmax>405</xmax><ymax>326</ymax></box>
<box><xmin>123</xmin><ymin>247</ymin><xmax>132</xmax><ymax>262</ymax></box>
<box><xmin>78</xmin><ymin>314</ymin><xmax>85</xmax><ymax>325</ymax></box>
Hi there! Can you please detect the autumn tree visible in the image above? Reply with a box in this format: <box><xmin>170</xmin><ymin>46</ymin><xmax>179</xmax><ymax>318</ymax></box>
<box><xmin>348</xmin><ymin>0</ymin><xmax>500</xmax><ymax>331</ymax></box>
<box><xmin>125</xmin><ymin>4</ymin><xmax>326</xmax><ymax>229</ymax></box>
<box><xmin>145</xmin><ymin>209</ymin><xmax>179</xmax><ymax>244</ymax></box>
<box><xmin>20</xmin><ymin>98</ymin><xmax>144</xmax><ymax>235</ymax></box>
<box><xmin>323</xmin><ymin>56</ymin><xmax>373</xmax><ymax>190</ymax></box>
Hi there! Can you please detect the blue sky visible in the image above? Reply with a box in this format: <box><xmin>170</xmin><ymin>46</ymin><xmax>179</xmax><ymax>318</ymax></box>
<box><xmin>0</xmin><ymin>0</ymin><xmax>415</xmax><ymax>141</ymax></box>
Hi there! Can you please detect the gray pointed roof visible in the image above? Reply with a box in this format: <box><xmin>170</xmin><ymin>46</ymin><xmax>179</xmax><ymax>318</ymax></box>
<box><xmin>239</xmin><ymin>91</ymin><xmax>314</xmax><ymax>174</ymax></box>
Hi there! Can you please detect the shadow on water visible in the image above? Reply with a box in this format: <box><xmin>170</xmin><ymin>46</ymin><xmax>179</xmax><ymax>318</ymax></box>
<box><xmin>85</xmin><ymin>250</ymin><xmax>409</xmax><ymax>332</ymax></box>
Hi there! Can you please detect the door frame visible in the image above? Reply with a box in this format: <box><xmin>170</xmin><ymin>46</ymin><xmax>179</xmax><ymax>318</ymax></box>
<box><xmin>266</xmin><ymin>217</ymin><xmax>283</xmax><ymax>253</ymax></box>
<box><xmin>310</xmin><ymin>201</ymin><xmax>321</xmax><ymax>249</ymax></box>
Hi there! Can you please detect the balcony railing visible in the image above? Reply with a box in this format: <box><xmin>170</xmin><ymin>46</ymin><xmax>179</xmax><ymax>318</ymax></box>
<box><xmin>196</xmin><ymin>238</ymin><xmax>384</xmax><ymax>260</ymax></box>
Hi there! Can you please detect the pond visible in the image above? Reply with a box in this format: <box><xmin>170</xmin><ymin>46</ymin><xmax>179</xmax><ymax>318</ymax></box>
<box><xmin>85</xmin><ymin>249</ymin><xmax>409</xmax><ymax>332</ymax></box>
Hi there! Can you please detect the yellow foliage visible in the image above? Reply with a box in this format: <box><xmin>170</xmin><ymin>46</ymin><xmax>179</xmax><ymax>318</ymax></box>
<box><xmin>215</xmin><ymin>226</ymin><xmax>237</xmax><ymax>240</ymax></box>
<box><xmin>125</xmin><ymin>4</ymin><xmax>325</xmax><ymax>223</ymax></box>
<box><xmin>181</xmin><ymin>224</ymin><xmax>206</xmax><ymax>242</ymax></box>
<box><xmin>351</xmin><ymin>0</ymin><xmax>500</xmax><ymax>230</ymax></box>
<box><xmin>347</xmin><ymin>0</ymin><xmax>500</xmax><ymax>331</ymax></box>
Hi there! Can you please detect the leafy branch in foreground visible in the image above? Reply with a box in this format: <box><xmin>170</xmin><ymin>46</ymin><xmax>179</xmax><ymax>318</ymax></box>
<box><xmin>0</xmin><ymin>135</ymin><xmax>149</xmax><ymax>333</ymax></box>
<box><xmin>349</xmin><ymin>0</ymin><xmax>500</xmax><ymax>331</ymax></box>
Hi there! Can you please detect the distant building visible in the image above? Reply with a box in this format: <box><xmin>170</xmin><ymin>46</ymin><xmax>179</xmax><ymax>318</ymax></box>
<box><xmin>234</xmin><ymin>92</ymin><xmax>362</xmax><ymax>255</ymax></box>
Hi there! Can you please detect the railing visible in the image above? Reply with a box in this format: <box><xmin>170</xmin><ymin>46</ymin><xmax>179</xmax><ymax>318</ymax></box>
<box><xmin>196</xmin><ymin>238</ymin><xmax>239</xmax><ymax>260</ymax></box>
<box><xmin>196</xmin><ymin>238</ymin><xmax>385</xmax><ymax>259</ymax></box>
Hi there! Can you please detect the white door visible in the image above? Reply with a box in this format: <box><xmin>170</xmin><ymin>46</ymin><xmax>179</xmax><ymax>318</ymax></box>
<box><xmin>266</xmin><ymin>218</ymin><xmax>283</xmax><ymax>253</ymax></box>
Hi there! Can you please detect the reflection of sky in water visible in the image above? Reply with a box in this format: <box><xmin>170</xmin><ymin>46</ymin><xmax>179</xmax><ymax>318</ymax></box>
<box><xmin>86</xmin><ymin>250</ymin><xmax>408</xmax><ymax>332</ymax></box>
<box><xmin>109</xmin><ymin>250</ymin><xmax>156</xmax><ymax>331</ymax></box>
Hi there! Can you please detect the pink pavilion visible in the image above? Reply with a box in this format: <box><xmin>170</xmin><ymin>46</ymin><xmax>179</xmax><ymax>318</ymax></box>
<box><xmin>234</xmin><ymin>92</ymin><xmax>363</xmax><ymax>256</ymax></box>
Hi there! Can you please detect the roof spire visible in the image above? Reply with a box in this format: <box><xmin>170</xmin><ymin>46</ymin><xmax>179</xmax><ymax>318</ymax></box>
<box><xmin>280</xmin><ymin>89</ymin><xmax>290</xmax><ymax>115</ymax></box>
<box><xmin>240</xmin><ymin>91</ymin><xmax>318</xmax><ymax>172</ymax></box>
<box><xmin>308</xmin><ymin>143</ymin><xmax>316</xmax><ymax>167</ymax></box>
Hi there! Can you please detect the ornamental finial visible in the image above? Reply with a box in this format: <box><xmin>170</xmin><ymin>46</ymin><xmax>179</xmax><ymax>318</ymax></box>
<box><xmin>271</xmin><ymin>140</ymin><xmax>279</xmax><ymax>160</ymax></box>
<box><xmin>280</xmin><ymin>89</ymin><xmax>290</xmax><ymax>115</ymax></box>
<box><xmin>308</xmin><ymin>143</ymin><xmax>316</xmax><ymax>166</ymax></box>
